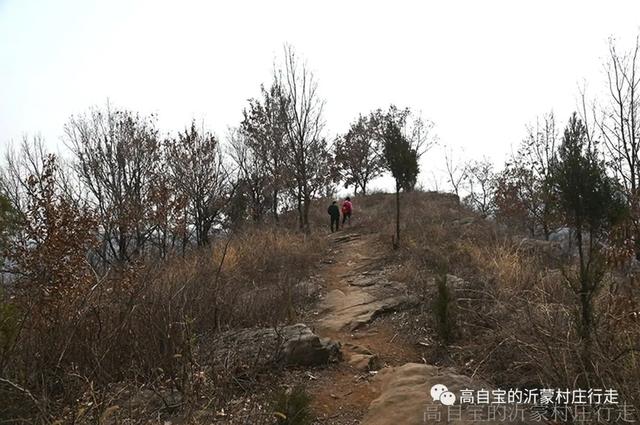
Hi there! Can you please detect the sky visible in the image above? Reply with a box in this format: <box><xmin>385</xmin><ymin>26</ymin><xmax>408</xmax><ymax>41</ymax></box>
<box><xmin>1</xmin><ymin>0</ymin><xmax>640</xmax><ymax>190</ymax></box>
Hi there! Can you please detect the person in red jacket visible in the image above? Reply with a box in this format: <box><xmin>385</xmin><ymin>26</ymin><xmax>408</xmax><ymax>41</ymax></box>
<box><xmin>341</xmin><ymin>197</ymin><xmax>353</xmax><ymax>226</ymax></box>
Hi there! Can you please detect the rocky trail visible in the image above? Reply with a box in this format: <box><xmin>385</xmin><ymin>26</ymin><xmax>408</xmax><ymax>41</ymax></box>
<box><xmin>306</xmin><ymin>231</ymin><xmax>421</xmax><ymax>424</ymax></box>
<box><xmin>208</xmin><ymin>227</ymin><xmax>534</xmax><ymax>424</ymax></box>
<box><xmin>298</xmin><ymin>229</ymin><xmax>533</xmax><ymax>425</ymax></box>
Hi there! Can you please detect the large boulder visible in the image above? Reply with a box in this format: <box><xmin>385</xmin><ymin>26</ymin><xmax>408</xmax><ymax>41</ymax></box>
<box><xmin>549</xmin><ymin>227</ymin><xmax>575</xmax><ymax>254</ymax></box>
<box><xmin>279</xmin><ymin>323</ymin><xmax>341</xmax><ymax>366</ymax></box>
<box><xmin>205</xmin><ymin>324</ymin><xmax>340</xmax><ymax>373</ymax></box>
<box><xmin>362</xmin><ymin>363</ymin><xmax>534</xmax><ymax>425</ymax></box>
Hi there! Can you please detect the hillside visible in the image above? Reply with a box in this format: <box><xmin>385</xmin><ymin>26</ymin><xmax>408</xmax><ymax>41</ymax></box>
<box><xmin>5</xmin><ymin>6</ymin><xmax>640</xmax><ymax>424</ymax></box>
<box><xmin>2</xmin><ymin>191</ymin><xmax>639</xmax><ymax>424</ymax></box>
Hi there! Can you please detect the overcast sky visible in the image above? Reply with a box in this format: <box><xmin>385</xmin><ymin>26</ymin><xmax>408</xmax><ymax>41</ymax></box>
<box><xmin>1</xmin><ymin>0</ymin><xmax>639</xmax><ymax>189</ymax></box>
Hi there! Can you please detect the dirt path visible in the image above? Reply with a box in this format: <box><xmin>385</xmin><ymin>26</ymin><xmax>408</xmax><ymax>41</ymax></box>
<box><xmin>301</xmin><ymin>229</ymin><xmax>536</xmax><ymax>425</ymax></box>
<box><xmin>306</xmin><ymin>230</ymin><xmax>422</xmax><ymax>424</ymax></box>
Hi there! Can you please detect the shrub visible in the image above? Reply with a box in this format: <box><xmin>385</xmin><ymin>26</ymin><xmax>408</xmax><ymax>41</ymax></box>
<box><xmin>0</xmin><ymin>290</ymin><xmax>19</xmax><ymax>371</ymax></box>
<box><xmin>372</xmin><ymin>190</ymin><xmax>640</xmax><ymax>409</ymax></box>
<box><xmin>271</xmin><ymin>385</ymin><xmax>314</xmax><ymax>425</ymax></box>
<box><xmin>0</xmin><ymin>225</ymin><xmax>325</xmax><ymax>423</ymax></box>
<box><xmin>433</xmin><ymin>274</ymin><xmax>456</xmax><ymax>345</ymax></box>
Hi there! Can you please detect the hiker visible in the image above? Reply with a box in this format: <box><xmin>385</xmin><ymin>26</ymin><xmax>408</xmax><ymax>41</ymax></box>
<box><xmin>327</xmin><ymin>201</ymin><xmax>340</xmax><ymax>232</ymax></box>
<box><xmin>341</xmin><ymin>197</ymin><xmax>353</xmax><ymax>226</ymax></box>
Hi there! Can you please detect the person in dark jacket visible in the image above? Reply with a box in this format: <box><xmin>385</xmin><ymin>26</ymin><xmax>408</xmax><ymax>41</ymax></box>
<box><xmin>327</xmin><ymin>201</ymin><xmax>340</xmax><ymax>232</ymax></box>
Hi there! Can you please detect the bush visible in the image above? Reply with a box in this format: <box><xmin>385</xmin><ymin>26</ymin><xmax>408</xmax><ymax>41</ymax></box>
<box><xmin>363</xmin><ymin>190</ymin><xmax>640</xmax><ymax>409</ymax></box>
<box><xmin>271</xmin><ymin>385</ymin><xmax>314</xmax><ymax>425</ymax></box>
<box><xmin>433</xmin><ymin>274</ymin><xmax>456</xmax><ymax>345</ymax></box>
<box><xmin>0</xmin><ymin>226</ymin><xmax>325</xmax><ymax>423</ymax></box>
<box><xmin>0</xmin><ymin>290</ymin><xmax>19</xmax><ymax>371</ymax></box>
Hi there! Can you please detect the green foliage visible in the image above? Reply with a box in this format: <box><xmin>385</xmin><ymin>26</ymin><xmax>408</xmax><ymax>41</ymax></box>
<box><xmin>548</xmin><ymin>113</ymin><xmax>628</xmax><ymax>373</ymax></box>
<box><xmin>0</xmin><ymin>192</ymin><xmax>18</xmax><ymax>251</ymax></box>
<box><xmin>549</xmin><ymin>113</ymin><xmax>627</xmax><ymax>235</ymax></box>
<box><xmin>271</xmin><ymin>386</ymin><xmax>314</xmax><ymax>425</ymax></box>
<box><xmin>379</xmin><ymin>119</ymin><xmax>419</xmax><ymax>247</ymax></box>
<box><xmin>382</xmin><ymin>121</ymin><xmax>419</xmax><ymax>192</ymax></box>
<box><xmin>433</xmin><ymin>274</ymin><xmax>456</xmax><ymax>345</ymax></box>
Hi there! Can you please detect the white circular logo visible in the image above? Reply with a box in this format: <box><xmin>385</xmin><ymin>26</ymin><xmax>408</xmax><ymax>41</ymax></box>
<box><xmin>430</xmin><ymin>384</ymin><xmax>448</xmax><ymax>401</ymax></box>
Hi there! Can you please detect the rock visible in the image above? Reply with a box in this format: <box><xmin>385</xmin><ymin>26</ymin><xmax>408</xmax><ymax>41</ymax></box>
<box><xmin>206</xmin><ymin>324</ymin><xmax>340</xmax><ymax>372</ymax></box>
<box><xmin>452</xmin><ymin>216</ymin><xmax>475</xmax><ymax>226</ymax></box>
<box><xmin>344</xmin><ymin>342</ymin><xmax>382</xmax><ymax>371</ymax></box>
<box><xmin>362</xmin><ymin>363</ymin><xmax>534</xmax><ymax>425</ymax></box>
<box><xmin>318</xmin><ymin>290</ymin><xmax>419</xmax><ymax>331</ymax></box>
<box><xmin>427</xmin><ymin>274</ymin><xmax>469</xmax><ymax>290</ymax></box>
<box><xmin>517</xmin><ymin>237</ymin><xmax>564</xmax><ymax>257</ymax></box>
<box><xmin>344</xmin><ymin>342</ymin><xmax>374</xmax><ymax>355</ymax></box>
<box><xmin>549</xmin><ymin>227</ymin><xmax>571</xmax><ymax>243</ymax></box>
<box><xmin>281</xmin><ymin>324</ymin><xmax>341</xmax><ymax>366</ymax></box>
<box><xmin>348</xmin><ymin>275</ymin><xmax>384</xmax><ymax>287</ymax></box>
<box><xmin>549</xmin><ymin>227</ymin><xmax>593</xmax><ymax>255</ymax></box>
<box><xmin>348</xmin><ymin>353</ymin><xmax>381</xmax><ymax>371</ymax></box>
<box><xmin>332</xmin><ymin>233</ymin><xmax>361</xmax><ymax>243</ymax></box>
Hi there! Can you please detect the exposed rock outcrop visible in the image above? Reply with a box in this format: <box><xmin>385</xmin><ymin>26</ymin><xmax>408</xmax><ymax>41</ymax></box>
<box><xmin>206</xmin><ymin>323</ymin><xmax>340</xmax><ymax>373</ymax></box>
<box><xmin>318</xmin><ymin>289</ymin><xmax>419</xmax><ymax>331</ymax></box>
<box><xmin>362</xmin><ymin>363</ymin><xmax>533</xmax><ymax>425</ymax></box>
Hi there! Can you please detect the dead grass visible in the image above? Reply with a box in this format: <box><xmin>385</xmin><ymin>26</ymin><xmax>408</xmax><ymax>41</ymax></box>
<box><xmin>0</xmin><ymin>226</ymin><xmax>326</xmax><ymax>424</ymax></box>
<box><xmin>6</xmin><ymin>190</ymin><xmax>640</xmax><ymax>422</ymax></box>
<box><xmin>358</xmin><ymin>190</ymin><xmax>640</xmax><ymax>414</ymax></box>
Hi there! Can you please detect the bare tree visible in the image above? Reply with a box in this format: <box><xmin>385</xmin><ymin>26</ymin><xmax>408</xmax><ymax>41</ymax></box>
<box><xmin>335</xmin><ymin>114</ymin><xmax>385</xmax><ymax>195</ymax></box>
<box><xmin>598</xmin><ymin>36</ymin><xmax>640</xmax><ymax>196</ymax></box>
<box><xmin>146</xmin><ymin>160</ymin><xmax>186</xmax><ymax>258</ymax></box>
<box><xmin>280</xmin><ymin>44</ymin><xmax>333</xmax><ymax>231</ymax></box>
<box><xmin>524</xmin><ymin>112</ymin><xmax>558</xmax><ymax>176</ymax></box>
<box><xmin>2</xmin><ymin>135</ymin><xmax>90</xmax><ymax>219</ymax></box>
<box><xmin>508</xmin><ymin>112</ymin><xmax>559</xmax><ymax>237</ymax></box>
<box><xmin>65</xmin><ymin>105</ymin><xmax>161</xmax><ymax>263</ymax></box>
<box><xmin>443</xmin><ymin>145</ymin><xmax>467</xmax><ymax>202</ymax></box>
<box><xmin>166</xmin><ymin>121</ymin><xmax>229</xmax><ymax>246</ymax></box>
<box><xmin>240</xmin><ymin>79</ymin><xmax>290</xmax><ymax>222</ymax></box>
<box><xmin>371</xmin><ymin>105</ymin><xmax>436</xmax><ymax>160</ymax></box>
<box><xmin>585</xmin><ymin>36</ymin><xmax>640</xmax><ymax>258</ymax></box>
<box><xmin>1</xmin><ymin>135</ymin><xmax>49</xmax><ymax>217</ymax></box>
<box><xmin>228</xmin><ymin>127</ymin><xmax>271</xmax><ymax>223</ymax></box>
<box><xmin>464</xmin><ymin>158</ymin><xmax>496</xmax><ymax>218</ymax></box>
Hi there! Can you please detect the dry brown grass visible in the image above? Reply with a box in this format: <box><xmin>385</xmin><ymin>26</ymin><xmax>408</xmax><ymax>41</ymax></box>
<box><xmin>0</xmin><ymin>226</ymin><xmax>326</xmax><ymax>424</ymax></box>
<box><xmin>358</xmin><ymin>190</ymin><xmax>640</xmax><ymax>414</ymax></box>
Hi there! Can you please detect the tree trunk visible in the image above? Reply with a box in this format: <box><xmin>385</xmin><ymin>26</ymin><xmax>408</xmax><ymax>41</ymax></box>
<box><xmin>118</xmin><ymin>227</ymin><xmax>128</xmax><ymax>262</ymax></box>
<box><xmin>272</xmin><ymin>188</ymin><xmax>279</xmax><ymax>223</ymax></box>
<box><xmin>296</xmin><ymin>186</ymin><xmax>304</xmax><ymax>230</ymax></box>
<box><xmin>302</xmin><ymin>190</ymin><xmax>311</xmax><ymax>233</ymax></box>
<box><xmin>394</xmin><ymin>183</ymin><xmax>400</xmax><ymax>249</ymax></box>
<box><xmin>575</xmin><ymin>223</ymin><xmax>594</xmax><ymax>377</ymax></box>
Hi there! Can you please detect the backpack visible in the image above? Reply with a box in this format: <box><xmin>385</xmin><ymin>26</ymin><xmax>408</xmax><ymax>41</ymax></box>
<box><xmin>342</xmin><ymin>201</ymin><xmax>352</xmax><ymax>214</ymax></box>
